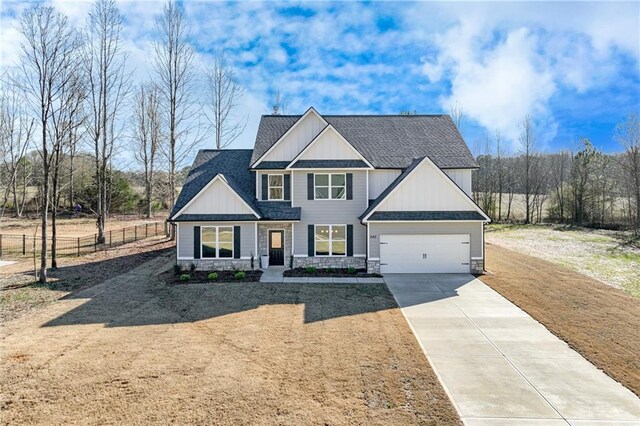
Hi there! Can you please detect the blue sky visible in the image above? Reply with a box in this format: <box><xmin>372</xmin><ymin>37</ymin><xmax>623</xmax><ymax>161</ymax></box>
<box><xmin>1</xmin><ymin>0</ymin><xmax>639</xmax><ymax>162</ymax></box>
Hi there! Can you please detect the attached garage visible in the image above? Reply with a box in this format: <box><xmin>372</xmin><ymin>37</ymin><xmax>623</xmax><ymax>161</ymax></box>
<box><xmin>379</xmin><ymin>234</ymin><xmax>470</xmax><ymax>273</ymax></box>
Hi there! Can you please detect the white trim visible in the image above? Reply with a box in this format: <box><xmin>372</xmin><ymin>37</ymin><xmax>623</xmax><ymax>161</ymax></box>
<box><xmin>285</xmin><ymin>124</ymin><xmax>374</xmax><ymax>169</ymax></box>
<box><xmin>267</xmin><ymin>173</ymin><xmax>284</xmax><ymax>200</ymax></box>
<box><xmin>291</xmin><ymin>172</ymin><xmax>295</xmax><ymax>205</ymax></box>
<box><xmin>368</xmin><ymin>257</ymin><xmax>380</xmax><ymax>261</ymax></box>
<box><xmin>471</xmin><ymin>257</ymin><xmax>483</xmax><ymax>260</ymax></box>
<box><xmin>314</xmin><ymin>224</ymin><xmax>347</xmax><ymax>257</ymax></box>
<box><xmin>293</xmin><ymin>254</ymin><xmax>308</xmax><ymax>258</ymax></box>
<box><xmin>353</xmin><ymin>254</ymin><xmax>366</xmax><ymax>257</ymax></box>
<box><xmin>313</xmin><ymin>173</ymin><xmax>346</xmax><ymax>200</ymax></box>
<box><xmin>240</xmin><ymin>257</ymin><xmax>252</xmax><ymax>260</ymax></box>
<box><xmin>288</xmin><ymin>167</ymin><xmax>370</xmax><ymax>171</ymax></box>
<box><xmin>366</xmin><ymin>169</ymin><xmax>369</xmax><ymax>202</ymax></box>
<box><xmin>176</xmin><ymin>223</ymin><xmax>180</xmax><ymax>258</ymax></box>
<box><xmin>366</xmin><ymin>222</ymin><xmax>370</xmax><ymax>259</ymax></box>
<box><xmin>365</xmin><ymin>220</ymin><xmax>486</xmax><ymax>223</ymax></box>
<box><xmin>254</xmin><ymin>222</ymin><xmax>258</xmax><ymax>258</ymax></box>
<box><xmin>291</xmin><ymin>224</ymin><xmax>295</xmax><ymax>257</ymax></box>
<box><xmin>480</xmin><ymin>222</ymin><xmax>484</xmax><ymax>259</ymax></box>
<box><xmin>252</xmin><ymin>107</ymin><xmax>327</xmax><ymax>168</ymax></box>
<box><xmin>361</xmin><ymin>156</ymin><xmax>491</xmax><ymax>223</ymax></box>
<box><xmin>170</xmin><ymin>174</ymin><xmax>261</xmax><ymax>220</ymax></box>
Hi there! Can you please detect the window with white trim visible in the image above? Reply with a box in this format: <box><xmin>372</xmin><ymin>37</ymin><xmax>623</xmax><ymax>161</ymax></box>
<box><xmin>202</xmin><ymin>226</ymin><xmax>233</xmax><ymax>258</ymax></box>
<box><xmin>268</xmin><ymin>174</ymin><xmax>284</xmax><ymax>200</ymax></box>
<box><xmin>315</xmin><ymin>225</ymin><xmax>346</xmax><ymax>256</ymax></box>
<box><xmin>314</xmin><ymin>173</ymin><xmax>345</xmax><ymax>200</ymax></box>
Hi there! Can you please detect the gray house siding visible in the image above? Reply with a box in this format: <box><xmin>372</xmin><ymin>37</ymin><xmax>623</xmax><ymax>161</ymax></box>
<box><xmin>368</xmin><ymin>222</ymin><xmax>483</xmax><ymax>259</ymax></box>
<box><xmin>291</xmin><ymin>170</ymin><xmax>367</xmax><ymax>256</ymax></box>
<box><xmin>177</xmin><ymin>222</ymin><xmax>256</xmax><ymax>259</ymax></box>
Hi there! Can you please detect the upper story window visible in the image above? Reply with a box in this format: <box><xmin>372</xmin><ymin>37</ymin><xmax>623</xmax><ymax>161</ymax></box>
<box><xmin>202</xmin><ymin>226</ymin><xmax>233</xmax><ymax>258</ymax></box>
<box><xmin>268</xmin><ymin>174</ymin><xmax>284</xmax><ymax>200</ymax></box>
<box><xmin>314</xmin><ymin>173</ymin><xmax>346</xmax><ymax>200</ymax></box>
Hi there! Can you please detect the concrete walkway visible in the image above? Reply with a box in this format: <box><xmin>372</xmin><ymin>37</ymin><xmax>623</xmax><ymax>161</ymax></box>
<box><xmin>385</xmin><ymin>273</ymin><xmax>640</xmax><ymax>425</ymax></box>
<box><xmin>260</xmin><ymin>267</ymin><xmax>384</xmax><ymax>283</ymax></box>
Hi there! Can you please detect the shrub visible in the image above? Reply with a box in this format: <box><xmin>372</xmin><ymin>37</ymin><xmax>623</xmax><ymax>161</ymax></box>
<box><xmin>189</xmin><ymin>263</ymin><xmax>197</xmax><ymax>273</ymax></box>
<box><xmin>347</xmin><ymin>267</ymin><xmax>357</xmax><ymax>275</ymax></box>
<box><xmin>179</xmin><ymin>274</ymin><xmax>191</xmax><ymax>282</ymax></box>
<box><xmin>208</xmin><ymin>272</ymin><xmax>218</xmax><ymax>281</ymax></box>
<box><xmin>234</xmin><ymin>271</ymin><xmax>246</xmax><ymax>279</ymax></box>
<box><xmin>327</xmin><ymin>267</ymin><xmax>335</xmax><ymax>273</ymax></box>
<box><xmin>305</xmin><ymin>266</ymin><xmax>317</xmax><ymax>273</ymax></box>
<box><xmin>173</xmin><ymin>264</ymin><xmax>183</xmax><ymax>275</ymax></box>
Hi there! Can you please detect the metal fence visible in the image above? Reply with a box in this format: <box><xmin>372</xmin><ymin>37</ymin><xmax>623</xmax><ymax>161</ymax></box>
<box><xmin>0</xmin><ymin>221</ymin><xmax>168</xmax><ymax>259</ymax></box>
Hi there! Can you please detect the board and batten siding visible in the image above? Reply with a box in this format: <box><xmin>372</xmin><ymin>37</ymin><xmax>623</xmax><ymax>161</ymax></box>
<box><xmin>297</xmin><ymin>128</ymin><xmax>363</xmax><ymax>160</ymax></box>
<box><xmin>378</xmin><ymin>161</ymin><xmax>473</xmax><ymax>212</ymax></box>
<box><xmin>368</xmin><ymin>169</ymin><xmax>401</xmax><ymax>199</ymax></box>
<box><xmin>369</xmin><ymin>222</ymin><xmax>482</xmax><ymax>259</ymax></box>
<box><xmin>291</xmin><ymin>170</ymin><xmax>367</xmax><ymax>256</ymax></box>
<box><xmin>180</xmin><ymin>179</ymin><xmax>254</xmax><ymax>215</ymax></box>
<box><xmin>177</xmin><ymin>222</ymin><xmax>256</xmax><ymax>259</ymax></box>
<box><xmin>261</xmin><ymin>113</ymin><xmax>325</xmax><ymax>162</ymax></box>
<box><xmin>443</xmin><ymin>169</ymin><xmax>472</xmax><ymax>196</ymax></box>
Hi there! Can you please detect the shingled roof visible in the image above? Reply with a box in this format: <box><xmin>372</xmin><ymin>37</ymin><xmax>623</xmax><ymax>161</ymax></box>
<box><xmin>250</xmin><ymin>114</ymin><xmax>478</xmax><ymax>169</ymax></box>
<box><xmin>169</xmin><ymin>150</ymin><xmax>258</xmax><ymax>219</ymax></box>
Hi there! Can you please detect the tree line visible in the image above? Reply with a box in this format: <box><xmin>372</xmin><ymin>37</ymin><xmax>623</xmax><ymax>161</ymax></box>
<box><xmin>0</xmin><ymin>0</ymin><xmax>247</xmax><ymax>282</ymax></box>
<box><xmin>472</xmin><ymin>114</ymin><xmax>640</xmax><ymax>232</ymax></box>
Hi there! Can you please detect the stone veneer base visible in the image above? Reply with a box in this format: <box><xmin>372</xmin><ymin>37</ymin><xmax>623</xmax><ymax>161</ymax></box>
<box><xmin>178</xmin><ymin>259</ymin><xmax>253</xmax><ymax>271</ymax></box>
<box><xmin>292</xmin><ymin>256</ymin><xmax>366</xmax><ymax>270</ymax></box>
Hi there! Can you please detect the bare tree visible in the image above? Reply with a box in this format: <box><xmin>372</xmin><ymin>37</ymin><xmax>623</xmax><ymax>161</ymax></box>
<box><xmin>82</xmin><ymin>0</ymin><xmax>130</xmax><ymax>244</ymax></box>
<box><xmin>0</xmin><ymin>73</ymin><xmax>35</xmax><ymax>221</ymax></box>
<box><xmin>494</xmin><ymin>131</ymin><xmax>504</xmax><ymax>221</ymax></box>
<box><xmin>132</xmin><ymin>83</ymin><xmax>162</xmax><ymax>218</ymax></box>
<box><xmin>549</xmin><ymin>151</ymin><xmax>571</xmax><ymax>222</ymax></box>
<box><xmin>153</xmin><ymin>0</ymin><xmax>201</xmax><ymax>218</ymax></box>
<box><xmin>518</xmin><ymin>116</ymin><xmax>537</xmax><ymax>224</ymax></box>
<box><xmin>450</xmin><ymin>101</ymin><xmax>464</xmax><ymax>132</ymax></box>
<box><xmin>17</xmin><ymin>5</ymin><xmax>80</xmax><ymax>282</ymax></box>
<box><xmin>570</xmin><ymin>138</ymin><xmax>597</xmax><ymax>225</ymax></box>
<box><xmin>615</xmin><ymin>113</ymin><xmax>640</xmax><ymax>232</ymax></box>
<box><xmin>204</xmin><ymin>53</ymin><xmax>246</xmax><ymax>149</ymax></box>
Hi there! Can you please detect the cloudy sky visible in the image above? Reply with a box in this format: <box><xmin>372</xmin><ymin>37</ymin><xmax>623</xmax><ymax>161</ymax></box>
<box><xmin>1</xmin><ymin>0</ymin><xmax>639</xmax><ymax>163</ymax></box>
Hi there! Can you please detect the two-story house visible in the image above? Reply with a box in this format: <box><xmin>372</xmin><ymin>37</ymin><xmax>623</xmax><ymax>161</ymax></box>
<box><xmin>169</xmin><ymin>107</ymin><xmax>490</xmax><ymax>274</ymax></box>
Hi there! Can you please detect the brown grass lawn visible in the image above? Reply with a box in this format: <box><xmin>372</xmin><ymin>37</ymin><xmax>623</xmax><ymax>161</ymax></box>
<box><xmin>1</xmin><ymin>248</ymin><xmax>459</xmax><ymax>425</ymax></box>
<box><xmin>481</xmin><ymin>243</ymin><xmax>640</xmax><ymax>397</ymax></box>
<box><xmin>0</xmin><ymin>215</ymin><xmax>166</xmax><ymax>237</ymax></box>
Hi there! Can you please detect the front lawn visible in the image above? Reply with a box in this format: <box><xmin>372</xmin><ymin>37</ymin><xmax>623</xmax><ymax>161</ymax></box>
<box><xmin>1</xmin><ymin>250</ymin><xmax>460</xmax><ymax>425</ymax></box>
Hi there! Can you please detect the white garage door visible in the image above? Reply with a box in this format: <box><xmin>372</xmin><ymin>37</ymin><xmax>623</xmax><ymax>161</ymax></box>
<box><xmin>380</xmin><ymin>234</ymin><xmax>470</xmax><ymax>273</ymax></box>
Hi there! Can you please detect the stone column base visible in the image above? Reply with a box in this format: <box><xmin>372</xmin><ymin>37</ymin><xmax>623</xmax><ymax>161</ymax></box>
<box><xmin>471</xmin><ymin>258</ymin><xmax>484</xmax><ymax>275</ymax></box>
<box><xmin>367</xmin><ymin>259</ymin><xmax>380</xmax><ymax>274</ymax></box>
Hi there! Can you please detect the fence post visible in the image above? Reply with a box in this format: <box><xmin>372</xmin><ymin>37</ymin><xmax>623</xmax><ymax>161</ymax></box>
<box><xmin>23</xmin><ymin>234</ymin><xmax>26</xmax><ymax>255</ymax></box>
<box><xmin>110</xmin><ymin>230</ymin><xmax>112</xmax><ymax>247</ymax></box>
<box><xmin>155</xmin><ymin>222</ymin><xmax>158</xmax><ymax>236</ymax></box>
<box><xmin>123</xmin><ymin>228</ymin><xmax>125</xmax><ymax>244</ymax></box>
<box><xmin>145</xmin><ymin>223</ymin><xmax>148</xmax><ymax>238</ymax></box>
<box><xmin>77</xmin><ymin>237</ymin><xmax>80</xmax><ymax>257</ymax></box>
<box><xmin>0</xmin><ymin>234</ymin><xmax>2</xmax><ymax>258</ymax></box>
<box><xmin>94</xmin><ymin>234</ymin><xmax>97</xmax><ymax>252</ymax></box>
<box><xmin>135</xmin><ymin>225</ymin><xmax>137</xmax><ymax>241</ymax></box>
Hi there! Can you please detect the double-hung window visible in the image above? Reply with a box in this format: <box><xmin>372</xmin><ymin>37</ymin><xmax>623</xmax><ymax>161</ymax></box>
<box><xmin>314</xmin><ymin>173</ymin><xmax>345</xmax><ymax>200</ymax></box>
<box><xmin>315</xmin><ymin>225</ymin><xmax>346</xmax><ymax>256</ymax></box>
<box><xmin>202</xmin><ymin>226</ymin><xmax>233</xmax><ymax>258</ymax></box>
<box><xmin>268</xmin><ymin>174</ymin><xmax>284</xmax><ymax>200</ymax></box>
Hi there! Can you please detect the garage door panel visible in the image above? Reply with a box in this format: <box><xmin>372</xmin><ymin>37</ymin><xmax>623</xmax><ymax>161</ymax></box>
<box><xmin>380</xmin><ymin>234</ymin><xmax>470</xmax><ymax>274</ymax></box>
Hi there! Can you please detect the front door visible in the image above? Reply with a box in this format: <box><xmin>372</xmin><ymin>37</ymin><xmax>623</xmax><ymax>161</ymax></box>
<box><xmin>269</xmin><ymin>230</ymin><xmax>285</xmax><ymax>266</ymax></box>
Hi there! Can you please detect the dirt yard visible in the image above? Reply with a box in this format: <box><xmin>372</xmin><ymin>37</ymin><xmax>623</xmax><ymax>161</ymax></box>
<box><xmin>1</xmin><ymin>251</ymin><xmax>459</xmax><ymax>425</ymax></box>
<box><xmin>486</xmin><ymin>224</ymin><xmax>640</xmax><ymax>297</ymax></box>
<box><xmin>0</xmin><ymin>237</ymin><xmax>174</xmax><ymax>323</ymax></box>
<box><xmin>0</xmin><ymin>215</ymin><xmax>166</xmax><ymax>237</ymax></box>
<box><xmin>481</xmin><ymin>243</ymin><xmax>640</xmax><ymax>397</ymax></box>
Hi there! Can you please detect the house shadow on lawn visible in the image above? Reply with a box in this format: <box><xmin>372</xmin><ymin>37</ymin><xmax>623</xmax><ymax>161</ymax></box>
<box><xmin>41</xmin><ymin>253</ymin><xmax>459</xmax><ymax>327</ymax></box>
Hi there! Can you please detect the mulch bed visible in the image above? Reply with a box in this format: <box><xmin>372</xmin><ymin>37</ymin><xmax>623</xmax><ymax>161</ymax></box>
<box><xmin>163</xmin><ymin>269</ymin><xmax>263</xmax><ymax>284</ymax></box>
<box><xmin>284</xmin><ymin>267</ymin><xmax>382</xmax><ymax>278</ymax></box>
<box><xmin>481</xmin><ymin>243</ymin><xmax>640</xmax><ymax>397</ymax></box>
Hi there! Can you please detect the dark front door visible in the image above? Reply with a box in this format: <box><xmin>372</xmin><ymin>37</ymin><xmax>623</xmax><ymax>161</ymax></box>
<box><xmin>269</xmin><ymin>230</ymin><xmax>285</xmax><ymax>266</ymax></box>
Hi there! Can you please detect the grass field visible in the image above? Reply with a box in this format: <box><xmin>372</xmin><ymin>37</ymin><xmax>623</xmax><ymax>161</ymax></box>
<box><xmin>486</xmin><ymin>224</ymin><xmax>640</xmax><ymax>297</ymax></box>
<box><xmin>0</xmin><ymin>215</ymin><xmax>167</xmax><ymax>237</ymax></box>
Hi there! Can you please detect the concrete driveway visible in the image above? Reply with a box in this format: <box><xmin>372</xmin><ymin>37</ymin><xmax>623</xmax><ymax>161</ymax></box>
<box><xmin>385</xmin><ymin>273</ymin><xmax>640</xmax><ymax>425</ymax></box>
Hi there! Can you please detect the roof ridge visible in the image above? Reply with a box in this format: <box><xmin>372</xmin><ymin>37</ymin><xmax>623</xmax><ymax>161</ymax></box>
<box><xmin>261</xmin><ymin>114</ymin><xmax>448</xmax><ymax>118</ymax></box>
